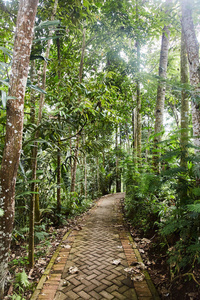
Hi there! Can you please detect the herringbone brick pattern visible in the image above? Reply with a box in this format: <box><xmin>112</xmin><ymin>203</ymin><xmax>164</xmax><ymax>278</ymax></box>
<box><xmin>32</xmin><ymin>193</ymin><xmax>159</xmax><ymax>300</ymax></box>
<box><xmin>53</xmin><ymin>194</ymin><xmax>156</xmax><ymax>299</ymax></box>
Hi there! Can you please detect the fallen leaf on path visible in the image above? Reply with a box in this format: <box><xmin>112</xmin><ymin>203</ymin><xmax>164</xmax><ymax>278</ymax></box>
<box><xmin>130</xmin><ymin>262</ymin><xmax>146</xmax><ymax>270</ymax></box>
<box><xmin>134</xmin><ymin>237</ymin><xmax>140</xmax><ymax>242</ymax></box>
<box><xmin>141</xmin><ymin>238</ymin><xmax>151</xmax><ymax>244</ymax></box>
<box><xmin>139</xmin><ymin>249</ymin><xmax>145</xmax><ymax>254</ymax></box>
<box><xmin>124</xmin><ymin>267</ymin><xmax>134</xmax><ymax>274</ymax></box>
<box><xmin>37</xmin><ymin>258</ymin><xmax>46</xmax><ymax>265</ymax></box>
<box><xmin>131</xmin><ymin>273</ymin><xmax>145</xmax><ymax>281</ymax></box>
<box><xmin>28</xmin><ymin>268</ymin><xmax>34</xmax><ymax>280</ymax></box>
<box><xmin>62</xmin><ymin>244</ymin><xmax>71</xmax><ymax>249</ymax></box>
<box><xmin>124</xmin><ymin>262</ymin><xmax>146</xmax><ymax>282</ymax></box>
<box><xmin>112</xmin><ymin>259</ymin><xmax>121</xmax><ymax>265</ymax></box>
<box><xmin>69</xmin><ymin>266</ymin><xmax>79</xmax><ymax>274</ymax></box>
<box><xmin>74</xmin><ymin>226</ymin><xmax>82</xmax><ymax>231</ymax></box>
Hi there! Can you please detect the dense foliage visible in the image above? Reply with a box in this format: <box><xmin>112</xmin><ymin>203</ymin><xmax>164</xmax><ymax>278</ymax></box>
<box><xmin>1</xmin><ymin>0</ymin><xmax>200</xmax><ymax>298</ymax></box>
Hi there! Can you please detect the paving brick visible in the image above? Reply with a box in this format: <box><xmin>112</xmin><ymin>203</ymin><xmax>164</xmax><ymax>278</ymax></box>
<box><xmin>89</xmin><ymin>290</ymin><xmax>102</xmax><ymax>299</ymax></box>
<box><xmin>134</xmin><ymin>281</ymin><xmax>152</xmax><ymax>297</ymax></box>
<box><xmin>65</xmin><ymin>290</ymin><xmax>80</xmax><ymax>299</ymax></box>
<box><xmin>84</xmin><ymin>283</ymin><xmax>98</xmax><ymax>293</ymax></box>
<box><xmin>106</xmin><ymin>284</ymin><xmax>119</xmax><ymax>293</ymax></box>
<box><xmin>99</xmin><ymin>290</ymin><xmax>114</xmax><ymax>299</ymax></box>
<box><xmin>95</xmin><ymin>284</ymin><xmax>108</xmax><ymax>293</ymax></box>
<box><xmin>33</xmin><ymin>194</ymin><xmax>158</xmax><ymax>300</ymax></box>
<box><xmin>73</xmin><ymin>283</ymin><xmax>86</xmax><ymax>293</ymax></box>
<box><xmin>77</xmin><ymin>290</ymin><xmax>91</xmax><ymax>299</ymax></box>
<box><xmin>111</xmin><ymin>291</ymin><xmax>127</xmax><ymax>300</ymax></box>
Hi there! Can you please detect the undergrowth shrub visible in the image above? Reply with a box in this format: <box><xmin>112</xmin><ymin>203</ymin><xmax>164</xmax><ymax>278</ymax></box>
<box><xmin>124</xmin><ymin>144</ymin><xmax>200</xmax><ymax>278</ymax></box>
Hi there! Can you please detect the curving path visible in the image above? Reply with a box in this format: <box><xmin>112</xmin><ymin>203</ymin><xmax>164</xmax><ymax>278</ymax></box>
<box><xmin>31</xmin><ymin>193</ymin><xmax>160</xmax><ymax>300</ymax></box>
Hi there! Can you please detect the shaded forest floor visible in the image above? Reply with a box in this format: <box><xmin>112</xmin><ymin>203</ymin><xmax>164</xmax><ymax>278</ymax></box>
<box><xmin>5</xmin><ymin>196</ymin><xmax>200</xmax><ymax>300</ymax></box>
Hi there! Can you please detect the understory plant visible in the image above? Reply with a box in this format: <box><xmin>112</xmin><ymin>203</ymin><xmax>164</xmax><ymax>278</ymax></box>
<box><xmin>124</xmin><ymin>139</ymin><xmax>200</xmax><ymax>278</ymax></box>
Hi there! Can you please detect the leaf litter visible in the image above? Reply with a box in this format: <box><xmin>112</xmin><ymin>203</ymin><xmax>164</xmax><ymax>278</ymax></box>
<box><xmin>124</xmin><ymin>262</ymin><xmax>146</xmax><ymax>282</ymax></box>
<box><xmin>112</xmin><ymin>259</ymin><xmax>121</xmax><ymax>265</ymax></box>
<box><xmin>68</xmin><ymin>266</ymin><xmax>79</xmax><ymax>274</ymax></box>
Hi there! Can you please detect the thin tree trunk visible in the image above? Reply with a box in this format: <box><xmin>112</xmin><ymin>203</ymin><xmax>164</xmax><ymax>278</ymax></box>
<box><xmin>180</xmin><ymin>26</ymin><xmax>189</xmax><ymax>206</ymax></box>
<box><xmin>71</xmin><ymin>137</ymin><xmax>79</xmax><ymax>192</ymax></box>
<box><xmin>83</xmin><ymin>133</ymin><xmax>87</xmax><ymax>199</ymax></box>
<box><xmin>56</xmin><ymin>31</ymin><xmax>61</xmax><ymax>212</ymax></box>
<box><xmin>0</xmin><ymin>0</ymin><xmax>38</xmax><ymax>297</ymax></box>
<box><xmin>181</xmin><ymin>0</ymin><xmax>200</xmax><ymax>148</ymax></box>
<box><xmin>97</xmin><ymin>157</ymin><xmax>100</xmax><ymax>194</ymax></box>
<box><xmin>180</xmin><ymin>29</ymin><xmax>189</xmax><ymax>168</ymax></box>
<box><xmin>116</xmin><ymin>126</ymin><xmax>121</xmax><ymax>192</ymax></box>
<box><xmin>134</xmin><ymin>107</ymin><xmax>137</xmax><ymax>150</ymax></box>
<box><xmin>136</xmin><ymin>0</ymin><xmax>141</xmax><ymax>162</ymax></box>
<box><xmin>153</xmin><ymin>24</ymin><xmax>170</xmax><ymax>172</ymax></box>
<box><xmin>28</xmin><ymin>0</ymin><xmax>58</xmax><ymax>267</ymax></box>
<box><xmin>71</xmin><ymin>28</ymin><xmax>86</xmax><ymax>192</ymax></box>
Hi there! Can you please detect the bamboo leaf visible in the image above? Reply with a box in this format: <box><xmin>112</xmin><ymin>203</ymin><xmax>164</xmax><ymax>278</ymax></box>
<box><xmin>16</xmin><ymin>191</ymin><xmax>39</xmax><ymax>198</ymax></box>
<box><xmin>34</xmin><ymin>20</ymin><xmax>61</xmax><ymax>31</ymax></box>
<box><xmin>0</xmin><ymin>46</ymin><xmax>12</xmax><ymax>58</ymax></box>
<box><xmin>1</xmin><ymin>90</ymin><xmax>6</xmax><ymax>108</ymax></box>
<box><xmin>0</xmin><ymin>79</ymin><xmax>9</xmax><ymax>86</ymax></box>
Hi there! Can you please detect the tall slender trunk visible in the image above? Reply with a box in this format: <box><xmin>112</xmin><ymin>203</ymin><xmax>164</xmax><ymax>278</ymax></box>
<box><xmin>181</xmin><ymin>0</ymin><xmax>200</xmax><ymax>148</ymax></box>
<box><xmin>56</xmin><ymin>32</ymin><xmax>61</xmax><ymax>212</ymax></box>
<box><xmin>28</xmin><ymin>0</ymin><xmax>58</xmax><ymax>267</ymax></box>
<box><xmin>133</xmin><ymin>107</ymin><xmax>137</xmax><ymax>151</ymax></box>
<box><xmin>83</xmin><ymin>133</ymin><xmax>87</xmax><ymax>199</ymax></box>
<box><xmin>153</xmin><ymin>24</ymin><xmax>170</xmax><ymax>172</ymax></box>
<box><xmin>136</xmin><ymin>1</ymin><xmax>141</xmax><ymax>163</ymax></box>
<box><xmin>96</xmin><ymin>157</ymin><xmax>100</xmax><ymax>194</ymax></box>
<box><xmin>180</xmin><ymin>27</ymin><xmax>189</xmax><ymax>169</ymax></box>
<box><xmin>0</xmin><ymin>0</ymin><xmax>38</xmax><ymax>297</ymax></box>
<box><xmin>180</xmin><ymin>26</ymin><xmax>189</xmax><ymax>206</ymax></box>
<box><xmin>57</xmin><ymin>137</ymin><xmax>61</xmax><ymax>211</ymax></box>
<box><xmin>116</xmin><ymin>126</ymin><xmax>121</xmax><ymax>192</ymax></box>
<box><xmin>71</xmin><ymin>137</ymin><xmax>79</xmax><ymax>192</ymax></box>
<box><xmin>71</xmin><ymin>28</ymin><xmax>86</xmax><ymax>192</ymax></box>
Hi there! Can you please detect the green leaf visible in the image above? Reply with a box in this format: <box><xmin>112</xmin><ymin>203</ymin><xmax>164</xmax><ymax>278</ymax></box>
<box><xmin>0</xmin><ymin>79</ymin><xmax>9</xmax><ymax>86</ymax></box>
<box><xmin>15</xmin><ymin>269</ymin><xmax>29</xmax><ymax>287</ymax></box>
<box><xmin>0</xmin><ymin>208</ymin><xmax>4</xmax><ymax>217</ymax></box>
<box><xmin>187</xmin><ymin>203</ymin><xmax>200</xmax><ymax>213</ymax></box>
<box><xmin>28</xmin><ymin>84</ymin><xmax>47</xmax><ymax>94</ymax></box>
<box><xmin>1</xmin><ymin>90</ymin><xmax>6</xmax><ymax>108</ymax></box>
<box><xmin>34</xmin><ymin>20</ymin><xmax>61</xmax><ymax>31</ymax></box>
<box><xmin>0</xmin><ymin>46</ymin><xmax>12</xmax><ymax>58</ymax></box>
<box><xmin>30</xmin><ymin>55</ymin><xmax>50</xmax><ymax>63</ymax></box>
<box><xmin>33</xmin><ymin>35</ymin><xmax>63</xmax><ymax>43</ymax></box>
<box><xmin>16</xmin><ymin>191</ymin><xmax>39</xmax><ymax>198</ymax></box>
<box><xmin>26</xmin><ymin>80</ymin><xmax>46</xmax><ymax>94</ymax></box>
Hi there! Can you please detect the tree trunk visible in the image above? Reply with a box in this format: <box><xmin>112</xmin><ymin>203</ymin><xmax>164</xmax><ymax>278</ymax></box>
<box><xmin>28</xmin><ymin>0</ymin><xmax>58</xmax><ymax>267</ymax></box>
<box><xmin>0</xmin><ymin>0</ymin><xmax>38</xmax><ymax>297</ymax></box>
<box><xmin>153</xmin><ymin>24</ymin><xmax>170</xmax><ymax>171</ymax></box>
<box><xmin>28</xmin><ymin>59</ymin><xmax>37</xmax><ymax>268</ymax></box>
<box><xmin>136</xmin><ymin>0</ymin><xmax>141</xmax><ymax>162</ymax></box>
<box><xmin>71</xmin><ymin>28</ymin><xmax>86</xmax><ymax>192</ymax></box>
<box><xmin>180</xmin><ymin>26</ymin><xmax>189</xmax><ymax>206</ymax></box>
<box><xmin>180</xmin><ymin>27</ymin><xmax>189</xmax><ymax>169</ymax></box>
<box><xmin>71</xmin><ymin>137</ymin><xmax>79</xmax><ymax>192</ymax></box>
<box><xmin>96</xmin><ymin>157</ymin><xmax>100</xmax><ymax>194</ymax></box>
<box><xmin>56</xmin><ymin>31</ymin><xmax>61</xmax><ymax>212</ymax></box>
<box><xmin>116</xmin><ymin>126</ymin><xmax>121</xmax><ymax>192</ymax></box>
<box><xmin>181</xmin><ymin>0</ymin><xmax>200</xmax><ymax>148</ymax></box>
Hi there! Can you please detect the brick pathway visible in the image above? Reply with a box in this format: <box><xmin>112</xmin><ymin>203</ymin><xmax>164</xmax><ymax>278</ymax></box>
<box><xmin>31</xmin><ymin>193</ymin><xmax>160</xmax><ymax>300</ymax></box>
